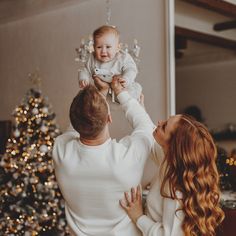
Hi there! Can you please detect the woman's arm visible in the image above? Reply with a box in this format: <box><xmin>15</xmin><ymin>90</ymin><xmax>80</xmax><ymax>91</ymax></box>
<box><xmin>120</xmin><ymin>185</ymin><xmax>144</xmax><ymax>223</ymax></box>
<box><xmin>120</xmin><ymin>186</ymin><xmax>184</xmax><ymax>236</ymax></box>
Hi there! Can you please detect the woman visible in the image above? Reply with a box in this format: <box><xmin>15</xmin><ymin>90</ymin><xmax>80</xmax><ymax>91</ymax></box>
<box><xmin>120</xmin><ymin>115</ymin><xmax>224</xmax><ymax>236</ymax></box>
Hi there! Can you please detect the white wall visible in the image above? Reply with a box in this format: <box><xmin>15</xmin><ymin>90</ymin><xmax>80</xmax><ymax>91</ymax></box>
<box><xmin>0</xmin><ymin>0</ymin><xmax>167</xmax><ymax>139</ymax></box>
<box><xmin>174</xmin><ymin>0</ymin><xmax>236</xmax><ymax>153</ymax></box>
<box><xmin>174</xmin><ymin>0</ymin><xmax>236</xmax><ymax>131</ymax></box>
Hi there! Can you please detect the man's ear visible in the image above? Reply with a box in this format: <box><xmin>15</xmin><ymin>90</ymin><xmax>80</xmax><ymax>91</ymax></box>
<box><xmin>108</xmin><ymin>114</ymin><xmax>112</xmax><ymax>124</ymax></box>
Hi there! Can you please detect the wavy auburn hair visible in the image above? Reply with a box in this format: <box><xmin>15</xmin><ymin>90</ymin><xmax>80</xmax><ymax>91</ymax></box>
<box><xmin>160</xmin><ymin>115</ymin><xmax>224</xmax><ymax>236</ymax></box>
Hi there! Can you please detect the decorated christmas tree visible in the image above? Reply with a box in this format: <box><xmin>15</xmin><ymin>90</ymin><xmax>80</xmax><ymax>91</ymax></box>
<box><xmin>0</xmin><ymin>73</ymin><xmax>69</xmax><ymax>235</ymax></box>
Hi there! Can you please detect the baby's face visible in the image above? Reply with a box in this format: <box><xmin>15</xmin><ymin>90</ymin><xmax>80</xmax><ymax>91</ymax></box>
<box><xmin>94</xmin><ymin>32</ymin><xmax>119</xmax><ymax>63</ymax></box>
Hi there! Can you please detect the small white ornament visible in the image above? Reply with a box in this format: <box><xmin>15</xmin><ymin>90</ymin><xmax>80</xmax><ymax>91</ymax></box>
<box><xmin>13</xmin><ymin>173</ymin><xmax>19</xmax><ymax>179</ymax></box>
<box><xmin>24</xmin><ymin>177</ymin><xmax>29</xmax><ymax>184</ymax></box>
<box><xmin>132</xmin><ymin>39</ymin><xmax>141</xmax><ymax>57</ymax></box>
<box><xmin>59</xmin><ymin>218</ymin><xmax>66</xmax><ymax>226</ymax></box>
<box><xmin>13</xmin><ymin>129</ymin><xmax>20</xmax><ymax>137</ymax></box>
<box><xmin>36</xmin><ymin>183</ymin><xmax>43</xmax><ymax>191</ymax></box>
<box><xmin>32</xmin><ymin>108</ymin><xmax>39</xmax><ymax>114</ymax></box>
<box><xmin>42</xmin><ymin>107</ymin><xmax>48</xmax><ymax>114</ymax></box>
<box><xmin>36</xmin><ymin>118</ymin><xmax>41</xmax><ymax>124</ymax></box>
<box><xmin>39</xmin><ymin>144</ymin><xmax>48</xmax><ymax>153</ymax></box>
<box><xmin>24</xmin><ymin>231</ymin><xmax>31</xmax><ymax>236</ymax></box>
<box><xmin>40</xmin><ymin>125</ymin><xmax>48</xmax><ymax>133</ymax></box>
<box><xmin>17</xmin><ymin>225</ymin><xmax>23</xmax><ymax>230</ymax></box>
<box><xmin>30</xmin><ymin>176</ymin><xmax>38</xmax><ymax>184</ymax></box>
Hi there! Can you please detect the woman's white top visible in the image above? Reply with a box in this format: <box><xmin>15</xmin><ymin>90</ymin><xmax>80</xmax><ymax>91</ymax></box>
<box><xmin>137</xmin><ymin>143</ymin><xmax>184</xmax><ymax>236</ymax></box>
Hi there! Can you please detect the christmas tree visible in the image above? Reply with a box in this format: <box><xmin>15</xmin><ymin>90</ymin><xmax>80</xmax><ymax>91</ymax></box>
<box><xmin>0</xmin><ymin>74</ymin><xmax>70</xmax><ymax>235</ymax></box>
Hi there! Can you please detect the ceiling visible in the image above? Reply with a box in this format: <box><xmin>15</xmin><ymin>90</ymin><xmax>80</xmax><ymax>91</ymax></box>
<box><xmin>1</xmin><ymin>0</ymin><xmax>236</xmax><ymax>66</ymax></box>
<box><xmin>0</xmin><ymin>0</ymin><xmax>87</xmax><ymax>25</ymax></box>
<box><xmin>176</xmin><ymin>0</ymin><xmax>236</xmax><ymax>65</ymax></box>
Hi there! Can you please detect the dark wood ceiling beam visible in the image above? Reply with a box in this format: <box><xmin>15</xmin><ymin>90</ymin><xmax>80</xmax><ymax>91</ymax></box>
<box><xmin>175</xmin><ymin>35</ymin><xmax>187</xmax><ymax>50</ymax></box>
<box><xmin>181</xmin><ymin>0</ymin><xmax>236</xmax><ymax>18</ymax></box>
<box><xmin>175</xmin><ymin>50</ymin><xmax>184</xmax><ymax>59</ymax></box>
<box><xmin>175</xmin><ymin>26</ymin><xmax>236</xmax><ymax>50</ymax></box>
<box><xmin>214</xmin><ymin>20</ymin><xmax>236</xmax><ymax>31</ymax></box>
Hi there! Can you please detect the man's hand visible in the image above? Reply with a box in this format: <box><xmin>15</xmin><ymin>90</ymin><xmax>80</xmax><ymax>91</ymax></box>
<box><xmin>113</xmin><ymin>75</ymin><xmax>127</xmax><ymax>88</ymax></box>
<box><xmin>79</xmin><ymin>80</ymin><xmax>89</xmax><ymax>88</ymax></box>
<box><xmin>111</xmin><ymin>75</ymin><xmax>125</xmax><ymax>95</ymax></box>
<box><xmin>93</xmin><ymin>75</ymin><xmax>110</xmax><ymax>97</ymax></box>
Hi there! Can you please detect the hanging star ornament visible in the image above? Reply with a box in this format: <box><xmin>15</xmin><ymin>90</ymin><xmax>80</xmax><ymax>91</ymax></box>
<box><xmin>28</xmin><ymin>69</ymin><xmax>42</xmax><ymax>90</ymax></box>
<box><xmin>75</xmin><ymin>0</ymin><xmax>141</xmax><ymax>73</ymax></box>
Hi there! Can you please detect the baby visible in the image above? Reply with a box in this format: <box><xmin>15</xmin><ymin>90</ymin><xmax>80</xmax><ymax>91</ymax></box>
<box><xmin>78</xmin><ymin>25</ymin><xmax>142</xmax><ymax>101</ymax></box>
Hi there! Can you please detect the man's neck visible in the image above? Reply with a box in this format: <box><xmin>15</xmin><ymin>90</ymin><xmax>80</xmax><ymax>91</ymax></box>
<box><xmin>80</xmin><ymin>128</ymin><xmax>110</xmax><ymax>146</ymax></box>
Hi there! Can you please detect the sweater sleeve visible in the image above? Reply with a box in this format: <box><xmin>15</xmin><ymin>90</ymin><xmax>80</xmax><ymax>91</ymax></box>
<box><xmin>117</xmin><ymin>91</ymin><xmax>155</xmax><ymax>160</ymax></box>
<box><xmin>117</xmin><ymin>91</ymin><xmax>154</xmax><ymax>133</ymax></box>
<box><xmin>79</xmin><ymin>68</ymin><xmax>91</xmax><ymax>82</ymax></box>
<box><xmin>78</xmin><ymin>54</ymin><xmax>94</xmax><ymax>82</ymax></box>
<box><xmin>136</xmin><ymin>198</ymin><xmax>184</xmax><ymax>236</ymax></box>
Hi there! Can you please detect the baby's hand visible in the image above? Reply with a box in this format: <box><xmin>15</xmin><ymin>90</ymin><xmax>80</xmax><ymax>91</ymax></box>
<box><xmin>79</xmin><ymin>80</ymin><xmax>89</xmax><ymax>88</ymax></box>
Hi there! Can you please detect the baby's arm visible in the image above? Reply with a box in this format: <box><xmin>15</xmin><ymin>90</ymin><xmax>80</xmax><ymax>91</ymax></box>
<box><xmin>78</xmin><ymin>54</ymin><xmax>94</xmax><ymax>88</ymax></box>
<box><xmin>121</xmin><ymin>53</ymin><xmax>138</xmax><ymax>86</ymax></box>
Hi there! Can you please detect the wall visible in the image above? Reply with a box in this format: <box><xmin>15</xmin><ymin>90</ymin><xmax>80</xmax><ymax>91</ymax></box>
<box><xmin>0</xmin><ymin>0</ymin><xmax>167</xmax><ymax>140</ymax></box>
<box><xmin>175</xmin><ymin>0</ymin><xmax>236</xmax><ymax>130</ymax></box>
<box><xmin>176</xmin><ymin>60</ymin><xmax>236</xmax><ymax>130</ymax></box>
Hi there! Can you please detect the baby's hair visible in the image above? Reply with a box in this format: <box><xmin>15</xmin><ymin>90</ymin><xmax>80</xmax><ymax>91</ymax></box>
<box><xmin>93</xmin><ymin>25</ymin><xmax>120</xmax><ymax>40</ymax></box>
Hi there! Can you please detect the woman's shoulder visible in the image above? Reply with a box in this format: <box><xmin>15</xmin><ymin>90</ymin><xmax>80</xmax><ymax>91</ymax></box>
<box><xmin>150</xmin><ymin>142</ymin><xmax>164</xmax><ymax>167</ymax></box>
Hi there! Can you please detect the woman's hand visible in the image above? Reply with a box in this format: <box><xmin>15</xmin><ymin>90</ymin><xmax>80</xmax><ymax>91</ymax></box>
<box><xmin>119</xmin><ymin>185</ymin><xmax>144</xmax><ymax>224</ymax></box>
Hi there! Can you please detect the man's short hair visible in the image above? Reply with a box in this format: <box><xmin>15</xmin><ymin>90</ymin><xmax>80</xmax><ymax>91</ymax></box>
<box><xmin>70</xmin><ymin>85</ymin><xmax>109</xmax><ymax>139</ymax></box>
<box><xmin>93</xmin><ymin>25</ymin><xmax>120</xmax><ymax>41</ymax></box>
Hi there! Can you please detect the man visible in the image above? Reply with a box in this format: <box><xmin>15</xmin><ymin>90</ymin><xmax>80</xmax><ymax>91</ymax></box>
<box><xmin>53</xmin><ymin>78</ymin><xmax>154</xmax><ymax>235</ymax></box>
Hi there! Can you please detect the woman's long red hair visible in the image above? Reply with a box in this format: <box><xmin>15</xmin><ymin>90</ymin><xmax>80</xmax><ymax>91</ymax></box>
<box><xmin>160</xmin><ymin>115</ymin><xmax>224</xmax><ymax>236</ymax></box>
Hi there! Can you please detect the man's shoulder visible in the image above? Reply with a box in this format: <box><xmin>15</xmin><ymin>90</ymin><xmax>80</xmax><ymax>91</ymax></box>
<box><xmin>54</xmin><ymin>130</ymin><xmax>79</xmax><ymax>145</ymax></box>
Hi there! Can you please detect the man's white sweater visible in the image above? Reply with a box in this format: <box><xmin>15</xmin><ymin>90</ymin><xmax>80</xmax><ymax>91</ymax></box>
<box><xmin>53</xmin><ymin>91</ymin><xmax>154</xmax><ymax>236</ymax></box>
